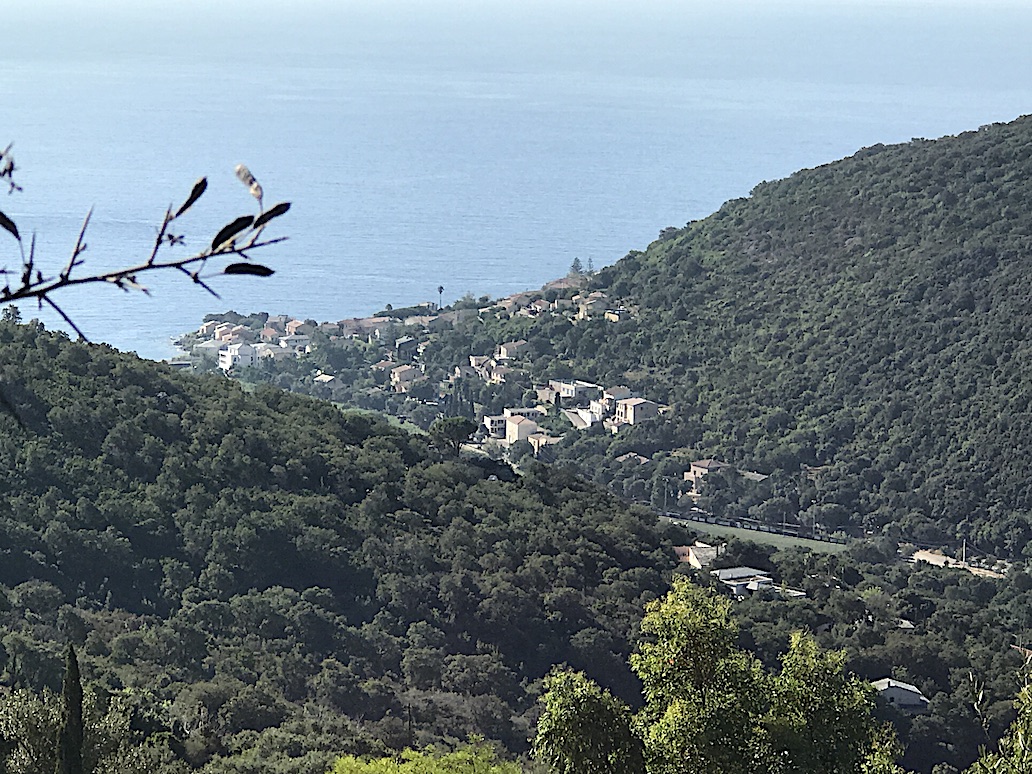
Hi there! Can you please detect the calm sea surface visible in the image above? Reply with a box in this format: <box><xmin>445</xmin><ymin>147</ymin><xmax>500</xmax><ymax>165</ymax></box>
<box><xmin>2</xmin><ymin>2</ymin><xmax>1032</xmax><ymax>359</ymax></box>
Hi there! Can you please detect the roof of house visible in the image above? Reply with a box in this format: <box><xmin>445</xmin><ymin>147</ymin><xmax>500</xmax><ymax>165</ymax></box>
<box><xmin>689</xmin><ymin>545</ymin><xmax>720</xmax><ymax>564</ymax></box>
<box><xmin>391</xmin><ymin>365</ymin><xmax>421</xmax><ymax>376</ymax></box>
<box><xmin>528</xmin><ymin>432</ymin><xmax>561</xmax><ymax>444</ymax></box>
<box><xmin>740</xmin><ymin>470</ymin><xmax>770</xmax><ymax>482</ymax></box>
<box><xmin>711</xmin><ymin>566</ymin><xmax>772</xmax><ymax>582</ymax></box>
<box><xmin>615</xmin><ymin>452</ymin><xmax>651</xmax><ymax>465</ymax></box>
<box><xmin>562</xmin><ymin>409</ymin><xmax>591</xmax><ymax>430</ymax></box>
<box><xmin>693</xmin><ymin>459</ymin><xmax>731</xmax><ymax>471</ymax></box>
<box><xmin>872</xmin><ymin>678</ymin><xmax>928</xmax><ymax>699</ymax></box>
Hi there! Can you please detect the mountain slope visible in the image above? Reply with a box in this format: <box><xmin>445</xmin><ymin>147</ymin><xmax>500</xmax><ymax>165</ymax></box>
<box><xmin>0</xmin><ymin>322</ymin><xmax>677</xmax><ymax>771</ymax></box>
<box><xmin>501</xmin><ymin>115</ymin><xmax>1032</xmax><ymax>555</ymax></box>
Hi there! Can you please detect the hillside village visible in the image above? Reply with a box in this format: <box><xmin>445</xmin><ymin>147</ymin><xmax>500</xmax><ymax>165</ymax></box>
<box><xmin>171</xmin><ymin>274</ymin><xmax>1017</xmax><ymax>574</ymax></box>
<box><xmin>173</xmin><ymin>277</ymin><xmax>661</xmax><ymax>454</ymax></box>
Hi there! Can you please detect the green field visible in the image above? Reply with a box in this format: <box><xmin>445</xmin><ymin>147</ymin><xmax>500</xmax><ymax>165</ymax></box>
<box><xmin>665</xmin><ymin>518</ymin><xmax>849</xmax><ymax>554</ymax></box>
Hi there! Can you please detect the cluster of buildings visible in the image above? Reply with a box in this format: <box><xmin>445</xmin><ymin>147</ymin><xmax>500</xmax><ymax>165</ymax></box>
<box><xmin>191</xmin><ymin>312</ymin><xmax>443</xmax><ymax>376</ymax></box>
<box><xmin>475</xmin><ymin>377</ymin><xmax>662</xmax><ymax>455</ymax></box>
<box><xmin>539</xmin><ymin>380</ymin><xmax>660</xmax><ymax>433</ymax></box>
<box><xmin>189</xmin><ymin>316</ymin><xmax>316</xmax><ymax>371</ymax></box>
<box><xmin>454</xmin><ymin>339</ymin><xmax>532</xmax><ymax>386</ymax></box>
<box><xmin>479</xmin><ymin>283</ymin><xmax>628</xmax><ymax>324</ymax></box>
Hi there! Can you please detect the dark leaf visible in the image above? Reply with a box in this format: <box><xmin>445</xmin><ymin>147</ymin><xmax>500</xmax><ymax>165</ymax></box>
<box><xmin>174</xmin><ymin>177</ymin><xmax>208</xmax><ymax>218</ymax></box>
<box><xmin>224</xmin><ymin>262</ymin><xmax>274</xmax><ymax>277</ymax></box>
<box><xmin>0</xmin><ymin>210</ymin><xmax>20</xmax><ymax>241</ymax></box>
<box><xmin>253</xmin><ymin>202</ymin><xmax>291</xmax><ymax>229</ymax></box>
<box><xmin>210</xmin><ymin>215</ymin><xmax>254</xmax><ymax>251</ymax></box>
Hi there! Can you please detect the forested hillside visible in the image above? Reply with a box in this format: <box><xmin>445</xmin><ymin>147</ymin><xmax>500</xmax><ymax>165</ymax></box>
<box><xmin>0</xmin><ymin>321</ymin><xmax>677</xmax><ymax>771</ymax></box>
<box><xmin>10</xmin><ymin>114</ymin><xmax>1032</xmax><ymax>773</ymax></box>
<box><xmin>449</xmin><ymin>114</ymin><xmax>1032</xmax><ymax>557</ymax></box>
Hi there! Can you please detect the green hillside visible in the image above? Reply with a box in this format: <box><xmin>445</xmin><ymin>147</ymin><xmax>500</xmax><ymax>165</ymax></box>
<box><xmin>0</xmin><ymin>322</ymin><xmax>678</xmax><ymax>771</ymax></box>
<box><xmin>471</xmin><ymin>114</ymin><xmax>1032</xmax><ymax>557</ymax></box>
<box><xmin>9</xmin><ymin>114</ymin><xmax>1032</xmax><ymax>773</ymax></box>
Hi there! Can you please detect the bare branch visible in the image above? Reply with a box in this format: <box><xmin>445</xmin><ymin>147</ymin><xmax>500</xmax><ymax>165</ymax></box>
<box><xmin>42</xmin><ymin>296</ymin><xmax>89</xmax><ymax>342</ymax></box>
<box><xmin>62</xmin><ymin>207</ymin><xmax>93</xmax><ymax>280</ymax></box>
<box><xmin>147</xmin><ymin>208</ymin><xmax>173</xmax><ymax>267</ymax></box>
<box><xmin>179</xmin><ymin>265</ymin><xmax>222</xmax><ymax>300</ymax></box>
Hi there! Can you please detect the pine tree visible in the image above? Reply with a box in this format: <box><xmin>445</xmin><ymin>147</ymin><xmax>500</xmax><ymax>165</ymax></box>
<box><xmin>54</xmin><ymin>644</ymin><xmax>83</xmax><ymax>774</ymax></box>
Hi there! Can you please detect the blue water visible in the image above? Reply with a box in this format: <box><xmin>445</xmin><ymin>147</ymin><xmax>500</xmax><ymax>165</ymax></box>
<box><xmin>2</xmin><ymin>1</ymin><xmax>1032</xmax><ymax>359</ymax></box>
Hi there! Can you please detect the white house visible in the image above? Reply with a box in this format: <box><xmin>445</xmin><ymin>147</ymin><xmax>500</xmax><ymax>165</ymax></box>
<box><xmin>218</xmin><ymin>342</ymin><xmax>256</xmax><ymax>371</ymax></box>
<box><xmin>497</xmin><ymin>339</ymin><xmax>530</xmax><ymax>360</ymax></box>
<box><xmin>390</xmin><ymin>364</ymin><xmax>425</xmax><ymax>393</ymax></box>
<box><xmin>872</xmin><ymin>679</ymin><xmax>930</xmax><ymax>714</ymax></box>
<box><xmin>482</xmin><ymin>415</ymin><xmax>507</xmax><ymax>437</ymax></box>
<box><xmin>279</xmin><ymin>333</ymin><xmax>311</xmax><ymax>349</ymax></box>
<box><xmin>548</xmin><ymin>379</ymin><xmax>601</xmax><ymax>403</ymax></box>
<box><xmin>615</xmin><ymin>397</ymin><xmax>659</xmax><ymax>425</ymax></box>
<box><xmin>562</xmin><ymin>407</ymin><xmax>598</xmax><ymax>430</ymax></box>
<box><xmin>193</xmin><ymin>339</ymin><xmax>225</xmax><ymax>360</ymax></box>
<box><xmin>213</xmin><ymin>323</ymin><xmax>235</xmax><ymax>341</ymax></box>
<box><xmin>505</xmin><ymin>415</ymin><xmax>538</xmax><ymax>446</ymax></box>
<box><xmin>711</xmin><ymin>566</ymin><xmax>774</xmax><ymax>596</ymax></box>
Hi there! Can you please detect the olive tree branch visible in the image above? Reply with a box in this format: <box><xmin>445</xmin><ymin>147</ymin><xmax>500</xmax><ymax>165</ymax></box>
<box><xmin>0</xmin><ymin>148</ymin><xmax>289</xmax><ymax>343</ymax></box>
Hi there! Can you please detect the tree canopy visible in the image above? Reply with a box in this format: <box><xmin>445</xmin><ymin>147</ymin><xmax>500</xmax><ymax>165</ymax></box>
<box><xmin>536</xmin><ymin>577</ymin><xmax>901</xmax><ymax>774</ymax></box>
<box><xmin>0</xmin><ymin>321</ymin><xmax>678</xmax><ymax>771</ymax></box>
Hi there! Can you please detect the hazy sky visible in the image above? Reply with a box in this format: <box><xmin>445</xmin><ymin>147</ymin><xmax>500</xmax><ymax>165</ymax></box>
<box><xmin>6</xmin><ymin>0</ymin><xmax>1031</xmax><ymax>90</ymax></box>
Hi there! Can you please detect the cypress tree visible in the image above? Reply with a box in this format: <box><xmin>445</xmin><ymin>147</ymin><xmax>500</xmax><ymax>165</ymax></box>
<box><xmin>55</xmin><ymin>643</ymin><xmax>84</xmax><ymax>774</ymax></box>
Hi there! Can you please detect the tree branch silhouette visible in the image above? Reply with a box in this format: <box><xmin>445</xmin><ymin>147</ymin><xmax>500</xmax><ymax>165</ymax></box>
<box><xmin>0</xmin><ymin>144</ymin><xmax>291</xmax><ymax>427</ymax></box>
<box><xmin>0</xmin><ymin>145</ymin><xmax>289</xmax><ymax>343</ymax></box>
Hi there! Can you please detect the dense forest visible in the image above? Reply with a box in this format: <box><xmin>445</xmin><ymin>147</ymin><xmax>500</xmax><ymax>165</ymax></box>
<box><xmin>408</xmin><ymin>114</ymin><xmax>1032</xmax><ymax>560</ymax></box>
<box><xmin>588</xmin><ymin>114</ymin><xmax>1032</xmax><ymax>555</ymax></box>
<box><xmin>0</xmin><ymin>321</ymin><xmax>678</xmax><ymax>771</ymax></box>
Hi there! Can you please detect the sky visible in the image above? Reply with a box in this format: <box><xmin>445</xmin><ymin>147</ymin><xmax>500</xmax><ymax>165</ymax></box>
<box><xmin>5</xmin><ymin>0</ymin><xmax>1032</xmax><ymax>91</ymax></box>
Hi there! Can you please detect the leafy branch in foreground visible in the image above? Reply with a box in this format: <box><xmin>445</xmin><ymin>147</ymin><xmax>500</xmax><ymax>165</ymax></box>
<box><xmin>0</xmin><ymin>145</ymin><xmax>289</xmax><ymax>341</ymax></box>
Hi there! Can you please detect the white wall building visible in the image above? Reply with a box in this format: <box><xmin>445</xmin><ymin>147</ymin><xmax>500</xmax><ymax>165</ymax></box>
<box><xmin>218</xmin><ymin>342</ymin><xmax>256</xmax><ymax>371</ymax></box>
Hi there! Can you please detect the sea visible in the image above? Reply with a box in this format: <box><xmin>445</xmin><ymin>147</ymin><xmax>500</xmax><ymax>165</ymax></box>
<box><xmin>2</xmin><ymin>0</ymin><xmax>1032</xmax><ymax>360</ymax></box>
